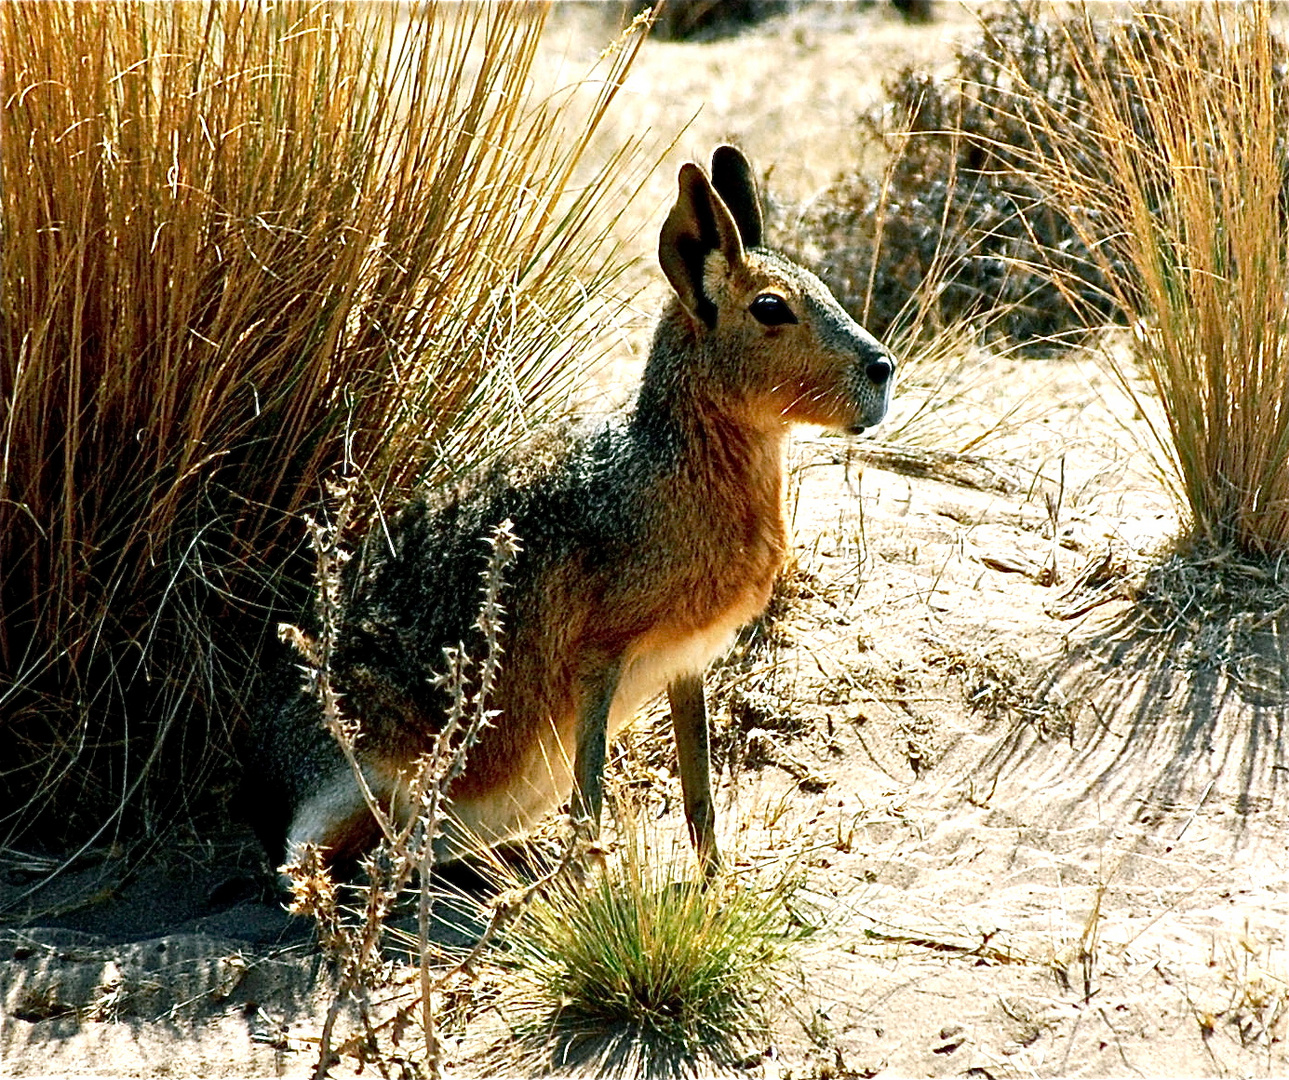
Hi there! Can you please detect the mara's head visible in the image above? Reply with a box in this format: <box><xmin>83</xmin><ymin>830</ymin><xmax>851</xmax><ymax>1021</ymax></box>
<box><xmin>657</xmin><ymin>146</ymin><xmax>894</xmax><ymax>434</ymax></box>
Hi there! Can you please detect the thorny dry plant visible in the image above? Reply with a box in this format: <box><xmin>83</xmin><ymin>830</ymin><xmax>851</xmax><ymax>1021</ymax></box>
<box><xmin>278</xmin><ymin>478</ymin><xmax>577</xmax><ymax>1080</ymax></box>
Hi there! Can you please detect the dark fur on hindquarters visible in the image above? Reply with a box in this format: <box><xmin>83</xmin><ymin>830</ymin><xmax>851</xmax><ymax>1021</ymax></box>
<box><xmin>246</xmin><ymin>418</ymin><xmax>648</xmax><ymax>865</ymax></box>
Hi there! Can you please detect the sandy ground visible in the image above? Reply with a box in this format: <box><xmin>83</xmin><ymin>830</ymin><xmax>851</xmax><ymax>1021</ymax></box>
<box><xmin>3</xmin><ymin>5</ymin><xmax>1287</xmax><ymax>1078</ymax></box>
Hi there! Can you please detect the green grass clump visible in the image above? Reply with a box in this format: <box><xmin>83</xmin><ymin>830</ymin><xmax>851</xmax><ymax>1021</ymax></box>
<box><xmin>500</xmin><ymin>833</ymin><xmax>807</xmax><ymax>1076</ymax></box>
<box><xmin>0</xmin><ymin>1</ymin><xmax>651</xmax><ymax>854</ymax></box>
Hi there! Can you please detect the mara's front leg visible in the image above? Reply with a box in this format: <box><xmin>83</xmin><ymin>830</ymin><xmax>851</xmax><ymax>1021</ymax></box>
<box><xmin>667</xmin><ymin>671</ymin><xmax>721</xmax><ymax>877</ymax></box>
<box><xmin>571</xmin><ymin>659</ymin><xmax>622</xmax><ymax>843</ymax></box>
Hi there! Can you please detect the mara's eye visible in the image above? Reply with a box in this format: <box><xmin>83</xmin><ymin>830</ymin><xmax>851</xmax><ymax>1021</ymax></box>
<box><xmin>748</xmin><ymin>293</ymin><xmax>798</xmax><ymax>327</ymax></box>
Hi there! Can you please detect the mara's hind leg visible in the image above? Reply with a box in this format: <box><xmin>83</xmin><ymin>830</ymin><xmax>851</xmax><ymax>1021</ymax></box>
<box><xmin>285</xmin><ymin>762</ymin><xmax>400</xmax><ymax>870</ymax></box>
<box><xmin>668</xmin><ymin>671</ymin><xmax>721</xmax><ymax>877</ymax></box>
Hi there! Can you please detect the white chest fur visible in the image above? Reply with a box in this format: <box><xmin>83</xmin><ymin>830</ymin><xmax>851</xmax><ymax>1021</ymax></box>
<box><xmin>609</xmin><ymin>611</ymin><xmax>746</xmax><ymax>739</ymax></box>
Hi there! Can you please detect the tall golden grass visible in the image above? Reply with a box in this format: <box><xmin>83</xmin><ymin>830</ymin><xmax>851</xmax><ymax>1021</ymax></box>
<box><xmin>992</xmin><ymin>2</ymin><xmax>1289</xmax><ymax>556</ymax></box>
<box><xmin>0</xmin><ymin>1</ymin><xmax>652</xmax><ymax>851</ymax></box>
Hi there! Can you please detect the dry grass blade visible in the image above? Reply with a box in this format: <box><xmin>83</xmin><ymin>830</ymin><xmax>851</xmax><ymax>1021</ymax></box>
<box><xmin>0</xmin><ymin>1</ymin><xmax>654</xmax><ymax>859</ymax></box>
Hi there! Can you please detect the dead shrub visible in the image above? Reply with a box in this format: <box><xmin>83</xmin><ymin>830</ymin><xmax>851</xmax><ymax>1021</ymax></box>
<box><xmin>774</xmin><ymin>3</ymin><xmax>1289</xmax><ymax>350</ymax></box>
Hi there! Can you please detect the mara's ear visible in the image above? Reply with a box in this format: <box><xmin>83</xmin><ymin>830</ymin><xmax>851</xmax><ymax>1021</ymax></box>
<box><xmin>710</xmin><ymin>145</ymin><xmax>763</xmax><ymax>250</ymax></box>
<box><xmin>658</xmin><ymin>160</ymin><xmax>745</xmax><ymax>328</ymax></box>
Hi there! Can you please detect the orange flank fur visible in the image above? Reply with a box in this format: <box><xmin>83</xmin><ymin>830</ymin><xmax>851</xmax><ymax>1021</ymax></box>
<box><xmin>430</xmin><ymin>426</ymin><xmax>787</xmax><ymax>855</ymax></box>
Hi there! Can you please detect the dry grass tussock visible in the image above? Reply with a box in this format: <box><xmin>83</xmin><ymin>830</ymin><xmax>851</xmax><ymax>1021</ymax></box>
<box><xmin>0</xmin><ymin>1</ymin><xmax>654</xmax><ymax>855</ymax></box>
<box><xmin>987</xmin><ymin>2</ymin><xmax>1289</xmax><ymax>558</ymax></box>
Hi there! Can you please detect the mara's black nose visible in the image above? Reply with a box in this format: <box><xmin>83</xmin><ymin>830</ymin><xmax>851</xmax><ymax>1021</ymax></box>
<box><xmin>865</xmin><ymin>356</ymin><xmax>894</xmax><ymax>386</ymax></box>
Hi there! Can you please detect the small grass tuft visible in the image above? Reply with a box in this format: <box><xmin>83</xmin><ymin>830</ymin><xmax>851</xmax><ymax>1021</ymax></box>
<box><xmin>499</xmin><ymin>821</ymin><xmax>809</xmax><ymax>1077</ymax></box>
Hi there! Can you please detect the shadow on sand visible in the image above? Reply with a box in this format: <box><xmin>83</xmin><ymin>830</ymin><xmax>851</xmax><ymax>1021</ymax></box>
<box><xmin>974</xmin><ymin>549</ymin><xmax>1289</xmax><ymax>836</ymax></box>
